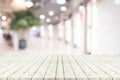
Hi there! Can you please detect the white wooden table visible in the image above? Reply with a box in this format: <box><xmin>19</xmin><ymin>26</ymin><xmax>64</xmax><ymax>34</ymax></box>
<box><xmin>0</xmin><ymin>55</ymin><xmax>120</xmax><ymax>80</ymax></box>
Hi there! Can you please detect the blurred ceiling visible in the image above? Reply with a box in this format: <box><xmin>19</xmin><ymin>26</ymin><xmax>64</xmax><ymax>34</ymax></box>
<box><xmin>0</xmin><ymin>0</ymin><xmax>83</xmax><ymax>24</ymax></box>
<box><xmin>0</xmin><ymin>0</ymin><xmax>12</xmax><ymax>13</ymax></box>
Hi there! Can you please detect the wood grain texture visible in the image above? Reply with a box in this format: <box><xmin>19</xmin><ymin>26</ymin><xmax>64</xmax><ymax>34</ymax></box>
<box><xmin>0</xmin><ymin>55</ymin><xmax>120</xmax><ymax>80</ymax></box>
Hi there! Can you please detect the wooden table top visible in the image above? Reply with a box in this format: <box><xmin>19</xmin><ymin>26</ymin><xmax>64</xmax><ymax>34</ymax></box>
<box><xmin>0</xmin><ymin>55</ymin><xmax>120</xmax><ymax>80</ymax></box>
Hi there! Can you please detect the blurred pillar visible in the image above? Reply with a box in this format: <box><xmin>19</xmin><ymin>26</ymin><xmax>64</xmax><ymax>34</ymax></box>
<box><xmin>58</xmin><ymin>14</ymin><xmax>65</xmax><ymax>41</ymax></box>
<box><xmin>86</xmin><ymin>1</ymin><xmax>92</xmax><ymax>55</ymax></box>
<box><xmin>71</xmin><ymin>16</ymin><xmax>75</xmax><ymax>47</ymax></box>
<box><xmin>83</xmin><ymin>0</ymin><xmax>91</xmax><ymax>54</ymax></box>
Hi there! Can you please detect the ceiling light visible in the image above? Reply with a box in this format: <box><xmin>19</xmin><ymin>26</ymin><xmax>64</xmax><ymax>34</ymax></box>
<box><xmin>60</xmin><ymin>6</ymin><xmax>67</xmax><ymax>12</ymax></box>
<box><xmin>25</xmin><ymin>1</ymin><xmax>33</xmax><ymax>8</ymax></box>
<box><xmin>11</xmin><ymin>0</ymin><xmax>25</xmax><ymax>9</ymax></box>
<box><xmin>57</xmin><ymin>0</ymin><xmax>66</xmax><ymax>4</ymax></box>
<box><xmin>40</xmin><ymin>15</ymin><xmax>45</xmax><ymax>19</ymax></box>
<box><xmin>49</xmin><ymin>11</ymin><xmax>54</xmax><ymax>16</ymax></box>
<box><xmin>46</xmin><ymin>18</ymin><xmax>51</xmax><ymax>23</ymax></box>
<box><xmin>1</xmin><ymin>16</ymin><xmax>7</xmax><ymax>21</ymax></box>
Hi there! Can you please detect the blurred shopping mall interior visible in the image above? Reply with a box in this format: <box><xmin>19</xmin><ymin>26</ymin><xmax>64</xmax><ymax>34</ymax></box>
<box><xmin>0</xmin><ymin>0</ymin><xmax>120</xmax><ymax>55</ymax></box>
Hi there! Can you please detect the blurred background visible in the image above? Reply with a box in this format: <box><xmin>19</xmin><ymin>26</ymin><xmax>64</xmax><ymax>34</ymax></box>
<box><xmin>0</xmin><ymin>0</ymin><xmax>120</xmax><ymax>55</ymax></box>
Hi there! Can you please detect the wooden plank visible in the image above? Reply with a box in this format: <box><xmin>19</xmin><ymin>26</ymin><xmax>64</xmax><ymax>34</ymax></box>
<box><xmin>44</xmin><ymin>56</ymin><xmax>58</xmax><ymax>80</ymax></box>
<box><xmin>83</xmin><ymin>56</ymin><xmax>120</xmax><ymax>80</ymax></box>
<box><xmin>94</xmin><ymin>56</ymin><xmax>120</xmax><ymax>79</ymax></box>
<box><xmin>62</xmin><ymin>56</ymin><xmax>75</xmax><ymax>80</ymax></box>
<box><xmin>96</xmin><ymin>56</ymin><xmax>120</xmax><ymax>73</ymax></box>
<box><xmin>32</xmin><ymin>56</ymin><xmax>53</xmax><ymax>80</ymax></box>
<box><xmin>67</xmin><ymin>56</ymin><xmax>88</xmax><ymax>80</ymax></box>
<box><xmin>6</xmin><ymin>55</ymin><xmax>40</xmax><ymax>80</ymax></box>
<box><xmin>81</xmin><ymin>56</ymin><xmax>112</xmax><ymax>80</ymax></box>
<box><xmin>56</xmin><ymin>56</ymin><xmax>64</xmax><ymax>80</ymax></box>
<box><xmin>0</xmin><ymin>55</ymin><xmax>33</xmax><ymax>75</ymax></box>
<box><xmin>73</xmin><ymin>56</ymin><xmax>100</xmax><ymax>80</ymax></box>
<box><xmin>20</xmin><ymin>56</ymin><xmax>47</xmax><ymax>80</ymax></box>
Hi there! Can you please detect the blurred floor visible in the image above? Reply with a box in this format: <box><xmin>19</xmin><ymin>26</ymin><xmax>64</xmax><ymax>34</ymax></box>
<box><xmin>0</xmin><ymin>37</ymin><xmax>82</xmax><ymax>55</ymax></box>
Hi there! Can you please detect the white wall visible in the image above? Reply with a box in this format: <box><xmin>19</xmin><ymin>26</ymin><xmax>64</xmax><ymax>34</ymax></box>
<box><xmin>91</xmin><ymin>0</ymin><xmax>120</xmax><ymax>55</ymax></box>
<box><xmin>87</xmin><ymin>2</ymin><xmax>92</xmax><ymax>54</ymax></box>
